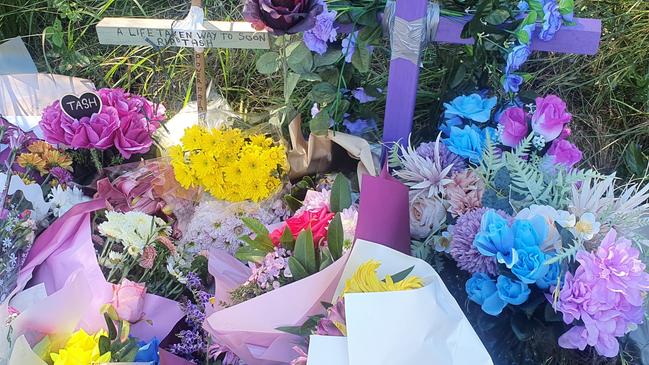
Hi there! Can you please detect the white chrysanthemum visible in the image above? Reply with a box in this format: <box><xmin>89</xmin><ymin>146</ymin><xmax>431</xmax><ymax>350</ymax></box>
<box><xmin>47</xmin><ymin>185</ymin><xmax>91</xmax><ymax>217</ymax></box>
<box><xmin>393</xmin><ymin>135</ymin><xmax>453</xmax><ymax>198</ymax></box>
<box><xmin>340</xmin><ymin>206</ymin><xmax>358</xmax><ymax>244</ymax></box>
<box><xmin>98</xmin><ymin>211</ymin><xmax>167</xmax><ymax>258</ymax></box>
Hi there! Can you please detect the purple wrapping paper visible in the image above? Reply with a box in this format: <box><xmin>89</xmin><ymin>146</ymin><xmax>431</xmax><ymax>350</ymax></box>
<box><xmin>354</xmin><ymin>168</ymin><xmax>411</xmax><ymax>254</ymax></box>
<box><xmin>13</xmin><ymin>199</ymin><xmax>184</xmax><ymax>342</ymax></box>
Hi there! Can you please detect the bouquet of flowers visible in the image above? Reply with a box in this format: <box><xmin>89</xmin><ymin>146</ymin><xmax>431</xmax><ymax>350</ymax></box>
<box><xmin>394</xmin><ymin>91</ymin><xmax>649</xmax><ymax>362</ymax></box>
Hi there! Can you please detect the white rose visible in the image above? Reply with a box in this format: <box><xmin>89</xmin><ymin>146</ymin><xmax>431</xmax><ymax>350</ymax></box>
<box><xmin>409</xmin><ymin>193</ymin><xmax>447</xmax><ymax>240</ymax></box>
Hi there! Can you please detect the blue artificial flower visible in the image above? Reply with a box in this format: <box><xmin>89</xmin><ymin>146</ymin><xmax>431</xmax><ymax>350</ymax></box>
<box><xmin>303</xmin><ymin>5</ymin><xmax>338</xmax><ymax>55</ymax></box>
<box><xmin>444</xmin><ymin>125</ymin><xmax>485</xmax><ymax>164</ymax></box>
<box><xmin>134</xmin><ymin>337</ymin><xmax>160</xmax><ymax>364</ymax></box>
<box><xmin>343</xmin><ymin>117</ymin><xmax>377</xmax><ymax>136</ymax></box>
<box><xmin>466</xmin><ymin>273</ymin><xmax>506</xmax><ymax>316</ymax></box>
<box><xmin>439</xmin><ymin>117</ymin><xmax>463</xmax><ymax>137</ymax></box>
<box><xmin>474</xmin><ymin>210</ymin><xmax>518</xmax><ymax>268</ymax></box>
<box><xmin>517</xmin><ymin>0</ymin><xmax>530</xmax><ymax>11</ymax></box>
<box><xmin>505</xmin><ymin>45</ymin><xmax>531</xmax><ymax>74</ymax></box>
<box><xmin>536</xmin><ymin>260</ymin><xmax>561</xmax><ymax>289</ymax></box>
<box><xmin>539</xmin><ymin>0</ymin><xmax>562</xmax><ymax>41</ymax></box>
<box><xmin>502</xmin><ymin>73</ymin><xmax>524</xmax><ymax>93</ymax></box>
<box><xmin>342</xmin><ymin>32</ymin><xmax>374</xmax><ymax>63</ymax></box>
<box><xmin>511</xmin><ymin>246</ymin><xmax>549</xmax><ymax>284</ymax></box>
<box><xmin>512</xmin><ymin>216</ymin><xmax>549</xmax><ymax>249</ymax></box>
<box><xmin>351</xmin><ymin>87</ymin><xmax>378</xmax><ymax>104</ymax></box>
<box><xmin>443</xmin><ymin>93</ymin><xmax>498</xmax><ymax>123</ymax></box>
<box><xmin>496</xmin><ymin>275</ymin><xmax>531</xmax><ymax>305</ymax></box>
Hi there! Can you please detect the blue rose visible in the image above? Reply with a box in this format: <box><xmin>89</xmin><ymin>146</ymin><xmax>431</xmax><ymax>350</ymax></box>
<box><xmin>496</xmin><ymin>275</ymin><xmax>530</xmax><ymax>305</ymax></box>
<box><xmin>512</xmin><ymin>216</ymin><xmax>548</xmax><ymax>249</ymax></box>
<box><xmin>517</xmin><ymin>1</ymin><xmax>529</xmax><ymax>11</ymax></box>
<box><xmin>466</xmin><ymin>273</ymin><xmax>506</xmax><ymax>316</ymax></box>
<box><xmin>343</xmin><ymin>117</ymin><xmax>377</xmax><ymax>136</ymax></box>
<box><xmin>444</xmin><ymin>125</ymin><xmax>485</xmax><ymax>163</ymax></box>
<box><xmin>536</xmin><ymin>260</ymin><xmax>561</xmax><ymax>289</ymax></box>
<box><xmin>511</xmin><ymin>246</ymin><xmax>549</xmax><ymax>284</ymax></box>
<box><xmin>474</xmin><ymin>210</ymin><xmax>518</xmax><ymax>268</ymax></box>
<box><xmin>505</xmin><ymin>45</ymin><xmax>531</xmax><ymax>74</ymax></box>
<box><xmin>134</xmin><ymin>337</ymin><xmax>160</xmax><ymax>364</ymax></box>
<box><xmin>443</xmin><ymin>93</ymin><xmax>498</xmax><ymax>123</ymax></box>
<box><xmin>540</xmin><ymin>1</ymin><xmax>562</xmax><ymax>41</ymax></box>
<box><xmin>502</xmin><ymin>74</ymin><xmax>524</xmax><ymax>93</ymax></box>
<box><xmin>440</xmin><ymin>116</ymin><xmax>463</xmax><ymax>137</ymax></box>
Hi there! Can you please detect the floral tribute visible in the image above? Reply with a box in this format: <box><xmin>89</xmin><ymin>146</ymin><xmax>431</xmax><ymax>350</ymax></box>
<box><xmin>39</xmin><ymin>88</ymin><xmax>165</xmax><ymax>160</ymax></box>
<box><xmin>169</xmin><ymin>126</ymin><xmax>288</xmax><ymax>202</ymax></box>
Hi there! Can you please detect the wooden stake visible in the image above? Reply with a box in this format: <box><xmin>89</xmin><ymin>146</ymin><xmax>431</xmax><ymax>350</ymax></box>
<box><xmin>191</xmin><ymin>0</ymin><xmax>208</xmax><ymax>123</ymax></box>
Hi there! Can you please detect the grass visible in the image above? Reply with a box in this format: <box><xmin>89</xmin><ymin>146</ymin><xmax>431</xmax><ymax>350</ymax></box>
<box><xmin>0</xmin><ymin>0</ymin><xmax>647</xmax><ymax>173</ymax></box>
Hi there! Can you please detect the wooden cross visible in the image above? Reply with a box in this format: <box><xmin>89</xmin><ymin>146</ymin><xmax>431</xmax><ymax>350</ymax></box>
<box><xmin>95</xmin><ymin>0</ymin><xmax>270</xmax><ymax>122</ymax></box>
<box><xmin>381</xmin><ymin>0</ymin><xmax>602</xmax><ymax>146</ymax></box>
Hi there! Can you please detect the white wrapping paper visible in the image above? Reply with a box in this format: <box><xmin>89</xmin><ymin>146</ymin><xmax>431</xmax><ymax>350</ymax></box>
<box><xmin>307</xmin><ymin>240</ymin><xmax>493</xmax><ymax>365</ymax></box>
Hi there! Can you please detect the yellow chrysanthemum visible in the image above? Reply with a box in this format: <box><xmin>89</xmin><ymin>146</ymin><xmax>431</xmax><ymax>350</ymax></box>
<box><xmin>173</xmin><ymin>163</ymin><xmax>195</xmax><ymax>189</ymax></box>
<box><xmin>16</xmin><ymin>153</ymin><xmax>47</xmax><ymax>173</ymax></box>
<box><xmin>180</xmin><ymin>125</ymin><xmax>207</xmax><ymax>150</ymax></box>
<box><xmin>343</xmin><ymin>260</ymin><xmax>424</xmax><ymax>295</ymax></box>
<box><xmin>50</xmin><ymin>329</ymin><xmax>111</xmax><ymax>365</ymax></box>
<box><xmin>27</xmin><ymin>140</ymin><xmax>54</xmax><ymax>154</ymax></box>
<box><xmin>42</xmin><ymin>149</ymin><xmax>73</xmax><ymax>171</ymax></box>
<box><xmin>168</xmin><ymin>145</ymin><xmax>185</xmax><ymax>163</ymax></box>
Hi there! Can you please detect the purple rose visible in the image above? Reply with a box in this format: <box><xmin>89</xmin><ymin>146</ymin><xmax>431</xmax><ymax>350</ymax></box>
<box><xmin>243</xmin><ymin>0</ymin><xmax>324</xmax><ymax>35</ymax></box>
<box><xmin>498</xmin><ymin>107</ymin><xmax>529</xmax><ymax>147</ymax></box>
<box><xmin>547</xmin><ymin>138</ymin><xmax>582</xmax><ymax>168</ymax></box>
<box><xmin>505</xmin><ymin>45</ymin><xmax>531</xmax><ymax>74</ymax></box>
<box><xmin>72</xmin><ymin>107</ymin><xmax>119</xmax><ymax>150</ymax></box>
<box><xmin>98</xmin><ymin>88</ymin><xmax>131</xmax><ymax>117</ymax></box>
<box><xmin>531</xmin><ymin>95</ymin><xmax>571</xmax><ymax>141</ymax></box>
<box><xmin>540</xmin><ymin>0</ymin><xmax>562</xmax><ymax>41</ymax></box>
<box><xmin>502</xmin><ymin>73</ymin><xmax>524</xmax><ymax>93</ymax></box>
<box><xmin>114</xmin><ymin>114</ymin><xmax>154</xmax><ymax>159</ymax></box>
<box><xmin>40</xmin><ymin>101</ymin><xmax>81</xmax><ymax>146</ymax></box>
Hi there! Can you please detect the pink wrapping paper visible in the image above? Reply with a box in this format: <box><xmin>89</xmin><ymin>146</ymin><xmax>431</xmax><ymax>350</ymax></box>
<box><xmin>204</xmin><ymin>249</ymin><xmax>350</xmax><ymax>365</ymax></box>
<box><xmin>12</xmin><ymin>199</ymin><xmax>184</xmax><ymax>343</ymax></box>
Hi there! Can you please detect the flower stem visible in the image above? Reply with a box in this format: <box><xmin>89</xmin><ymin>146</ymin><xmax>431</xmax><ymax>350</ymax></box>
<box><xmin>90</xmin><ymin>149</ymin><xmax>104</xmax><ymax>175</ymax></box>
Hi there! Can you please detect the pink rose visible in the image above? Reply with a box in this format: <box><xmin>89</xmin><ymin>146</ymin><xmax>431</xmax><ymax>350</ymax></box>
<box><xmin>498</xmin><ymin>107</ymin><xmax>529</xmax><ymax>147</ymax></box>
<box><xmin>270</xmin><ymin>207</ymin><xmax>335</xmax><ymax>246</ymax></box>
<box><xmin>111</xmin><ymin>279</ymin><xmax>146</xmax><ymax>322</ymax></box>
<box><xmin>114</xmin><ymin>114</ymin><xmax>154</xmax><ymax>159</ymax></box>
<box><xmin>98</xmin><ymin>88</ymin><xmax>131</xmax><ymax>117</ymax></box>
<box><xmin>547</xmin><ymin>138</ymin><xmax>582</xmax><ymax>168</ymax></box>
<box><xmin>40</xmin><ymin>101</ymin><xmax>81</xmax><ymax>146</ymax></box>
<box><xmin>72</xmin><ymin>107</ymin><xmax>119</xmax><ymax>150</ymax></box>
<box><xmin>531</xmin><ymin>95</ymin><xmax>571</xmax><ymax>141</ymax></box>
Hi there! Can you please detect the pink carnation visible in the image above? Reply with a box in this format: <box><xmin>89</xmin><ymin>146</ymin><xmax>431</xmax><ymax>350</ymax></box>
<box><xmin>40</xmin><ymin>101</ymin><xmax>81</xmax><ymax>146</ymax></box>
<box><xmin>114</xmin><ymin>114</ymin><xmax>154</xmax><ymax>159</ymax></box>
<box><xmin>72</xmin><ymin>107</ymin><xmax>120</xmax><ymax>150</ymax></box>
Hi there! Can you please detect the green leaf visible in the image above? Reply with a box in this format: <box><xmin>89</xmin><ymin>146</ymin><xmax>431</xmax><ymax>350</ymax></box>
<box><xmin>284</xmin><ymin>72</ymin><xmax>301</xmax><ymax>102</ymax></box>
<box><xmin>330</xmin><ymin>174</ymin><xmax>352</xmax><ymax>212</ymax></box>
<box><xmin>450</xmin><ymin>63</ymin><xmax>466</xmax><ymax>89</ymax></box>
<box><xmin>310</xmin><ymin>110</ymin><xmax>331</xmax><ymax>136</ymax></box>
<box><xmin>314</xmin><ymin>49</ymin><xmax>342</xmax><ymax>67</ymax></box>
<box><xmin>543</xmin><ymin>302</ymin><xmax>563</xmax><ymax>322</ymax></box>
<box><xmin>351</xmin><ymin>45</ymin><xmax>370</xmax><ymax>73</ymax></box>
<box><xmin>284</xmin><ymin>194</ymin><xmax>303</xmax><ymax>213</ymax></box>
<box><xmin>118</xmin><ymin>320</ymin><xmax>130</xmax><ymax>343</ymax></box>
<box><xmin>235</xmin><ymin>246</ymin><xmax>267</xmax><ymax>263</ymax></box>
<box><xmin>241</xmin><ymin>217</ymin><xmax>274</xmax><ymax>248</ymax></box>
<box><xmin>113</xmin><ymin>340</ymin><xmax>139</xmax><ymax>362</ymax></box>
<box><xmin>239</xmin><ymin>235</ymin><xmax>274</xmax><ymax>253</ymax></box>
<box><xmin>327</xmin><ymin>213</ymin><xmax>344</xmax><ymax>260</ymax></box>
<box><xmin>528</xmin><ymin>0</ymin><xmax>544</xmax><ymax>13</ymax></box>
<box><xmin>300</xmin><ymin>72</ymin><xmax>322</xmax><ymax>82</ymax></box>
<box><xmin>288</xmin><ymin>42</ymin><xmax>314</xmax><ymax>74</ymax></box>
<box><xmin>309</xmin><ymin>82</ymin><xmax>337</xmax><ymax>104</ymax></box>
<box><xmin>320</xmin><ymin>250</ymin><xmax>333</xmax><ymax>270</ymax></box>
<box><xmin>515</xmin><ymin>29</ymin><xmax>531</xmax><ymax>44</ymax></box>
<box><xmin>105</xmin><ymin>313</ymin><xmax>117</xmax><ymax>340</ymax></box>
<box><xmin>280</xmin><ymin>226</ymin><xmax>295</xmax><ymax>251</ymax></box>
<box><xmin>288</xmin><ymin>256</ymin><xmax>309</xmax><ymax>280</ymax></box>
<box><xmin>410</xmin><ymin>240</ymin><xmax>431</xmax><ymax>260</ymax></box>
<box><xmin>624</xmin><ymin>142</ymin><xmax>649</xmax><ymax>177</ymax></box>
<box><xmin>256</xmin><ymin>51</ymin><xmax>280</xmax><ymax>75</ymax></box>
<box><xmin>485</xmin><ymin>9</ymin><xmax>510</xmax><ymax>25</ymax></box>
<box><xmin>510</xmin><ymin>311</ymin><xmax>535</xmax><ymax>341</ymax></box>
<box><xmin>98</xmin><ymin>336</ymin><xmax>111</xmax><ymax>355</ymax></box>
<box><xmin>390</xmin><ymin>266</ymin><xmax>415</xmax><ymax>283</ymax></box>
<box><xmin>295</xmin><ymin>229</ymin><xmax>317</xmax><ymax>273</ymax></box>
<box><xmin>521</xmin><ymin>10</ymin><xmax>538</xmax><ymax>26</ymax></box>
<box><xmin>559</xmin><ymin>0</ymin><xmax>574</xmax><ymax>15</ymax></box>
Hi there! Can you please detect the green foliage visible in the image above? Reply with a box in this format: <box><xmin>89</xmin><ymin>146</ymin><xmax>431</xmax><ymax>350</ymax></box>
<box><xmin>256</xmin><ymin>52</ymin><xmax>280</xmax><ymax>75</ymax></box>
<box><xmin>330</xmin><ymin>174</ymin><xmax>352</xmax><ymax>213</ymax></box>
<box><xmin>327</xmin><ymin>213</ymin><xmax>344</xmax><ymax>260</ymax></box>
<box><xmin>99</xmin><ymin>308</ymin><xmax>139</xmax><ymax>362</ymax></box>
<box><xmin>294</xmin><ymin>229</ymin><xmax>317</xmax><ymax>274</ymax></box>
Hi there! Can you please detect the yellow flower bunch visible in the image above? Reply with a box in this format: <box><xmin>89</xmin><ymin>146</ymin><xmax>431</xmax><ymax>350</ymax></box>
<box><xmin>169</xmin><ymin>126</ymin><xmax>288</xmax><ymax>202</ymax></box>
<box><xmin>50</xmin><ymin>329</ymin><xmax>111</xmax><ymax>365</ymax></box>
<box><xmin>16</xmin><ymin>141</ymin><xmax>73</xmax><ymax>175</ymax></box>
<box><xmin>343</xmin><ymin>260</ymin><xmax>424</xmax><ymax>295</ymax></box>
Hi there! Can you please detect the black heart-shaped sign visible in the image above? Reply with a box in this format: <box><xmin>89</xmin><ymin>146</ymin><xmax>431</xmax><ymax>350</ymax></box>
<box><xmin>60</xmin><ymin>92</ymin><xmax>103</xmax><ymax>120</ymax></box>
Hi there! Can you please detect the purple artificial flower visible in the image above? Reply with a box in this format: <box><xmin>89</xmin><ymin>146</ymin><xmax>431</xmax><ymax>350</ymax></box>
<box><xmin>114</xmin><ymin>113</ymin><xmax>154</xmax><ymax>159</ymax></box>
<box><xmin>243</xmin><ymin>0</ymin><xmax>325</xmax><ymax>35</ymax></box>
<box><xmin>351</xmin><ymin>87</ymin><xmax>377</xmax><ymax>104</ymax></box>
<box><xmin>72</xmin><ymin>107</ymin><xmax>120</xmax><ymax>150</ymax></box>
<box><xmin>547</xmin><ymin>138</ymin><xmax>582</xmax><ymax>168</ymax></box>
<box><xmin>185</xmin><ymin>272</ymin><xmax>203</xmax><ymax>291</ymax></box>
<box><xmin>450</xmin><ymin>208</ymin><xmax>504</xmax><ymax>276</ymax></box>
<box><xmin>540</xmin><ymin>0</ymin><xmax>562</xmax><ymax>41</ymax></box>
<box><xmin>316</xmin><ymin>297</ymin><xmax>346</xmax><ymax>336</ymax></box>
<box><xmin>415</xmin><ymin>141</ymin><xmax>467</xmax><ymax>173</ymax></box>
<box><xmin>40</xmin><ymin>101</ymin><xmax>81</xmax><ymax>146</ymax></box>
<box><xmin>50</xmin><ymin>167</ymin><xmax>73</xmax><ymax>185</ymax></box>
<box><xmin>343</xmin><ymin>118</ymin><xmax>377</xmax><ymax>136</ymax></box>
<box><xmin>554</xmin><ymin>229</ymin><xmax>649</xmax><ymax>358</ymax></box>
<box><xmin>341</xmin><ymin>31</ymin><xmax>374</xmax><ymax>63</ymax></box>
<box><xmin>7</xmin><ymin>128</ymin><xmax>27</xmax><ymax>152</ymax></box>
<box><xmin>531</xmin><ymin>95</ymin><xmax>572</xmax><ymax>141</ymax></box>
<box><xmin>502</xmin><ymin>73</ymin><xmax>524</xmax><ymax>93</ymax></box>
<box><xmin>498</xmin><ymin>106</ymin><xmax>529</xmax><ymax>148</ymax></box>
<box><xmin>303</xmin><ymin>4</ymin><xmax>337</xmax><ymax>55</ymax></box>
<box><xmin>505</xmin><ymin>45</ymin><xmax>531</xmax><ymax>74</ymax></box>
